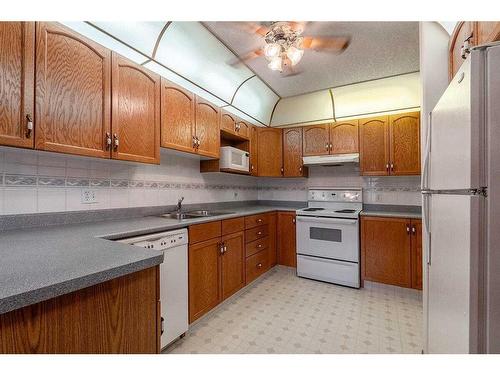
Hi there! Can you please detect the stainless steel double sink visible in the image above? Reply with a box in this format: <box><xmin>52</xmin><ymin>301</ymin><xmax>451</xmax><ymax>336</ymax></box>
<box><xmin>159</xmin><ymin>210</ymin><xmax>235</xmax><ymax>220</ymax></box>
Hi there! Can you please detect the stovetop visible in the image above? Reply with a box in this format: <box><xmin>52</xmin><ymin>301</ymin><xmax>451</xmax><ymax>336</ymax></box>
<box><xmin>296</xmin><ymin>188</ymin><xmax>363</xmax><ymax>219</ymax></box>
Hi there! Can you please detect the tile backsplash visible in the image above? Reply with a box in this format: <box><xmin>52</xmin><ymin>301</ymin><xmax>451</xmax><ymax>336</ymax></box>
<box><xmin>0</xmin><ymin>147</ymin><xmax>258</xmax><ymax>215</ymax></box>
<box><xmin>258</xmin><ymin>164</ymin><xmax>422</xmax><ymax>206</ymax></box>
<box><xmin>0</xmin><ymin>147</ymin><xmax>421</xmax><ymax>216</ymax></box>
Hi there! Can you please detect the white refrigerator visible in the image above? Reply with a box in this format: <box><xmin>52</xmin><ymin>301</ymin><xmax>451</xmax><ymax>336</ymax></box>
<box><xmin>422</xmin><ymin>42</ymin><xmax>500</xmax><ymax>353</ymax></box>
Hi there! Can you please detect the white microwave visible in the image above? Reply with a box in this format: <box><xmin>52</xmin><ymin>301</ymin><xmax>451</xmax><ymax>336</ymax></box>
<box><xmin>220</xmin><ymin>146</ymin><xmax>250</xmax><ymax>173</ymax></box>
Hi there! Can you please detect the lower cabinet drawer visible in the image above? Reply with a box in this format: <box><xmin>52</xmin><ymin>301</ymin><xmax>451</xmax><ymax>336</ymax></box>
<box><xmin>245</xmin><ymin>236</ymin><xmax>269</xmax><ymax>258</ymax></box>
<box><xmin>246</xmin><ymin>249</ymin><xmax>269</xmax><ymax>284</ymax></box>
<box><xmin>245</xmin><ymin>224</ymin><xmax>269</xmax><ymax>243</ymax></box>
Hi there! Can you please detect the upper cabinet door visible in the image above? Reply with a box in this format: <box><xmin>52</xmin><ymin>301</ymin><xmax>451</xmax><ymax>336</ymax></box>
<box><xmin>160</xmin><ymin>78</ymin><xmax>195</xmax><ymax>154</ymax></box>
<box><xmin>330</xmin><ymin>120</ymin><xmax>359</xmax><ymax>154</ymax></box>
<box><xmin>283</xmin><ymin>127</ymin><xmax>305</xmax><ymax>177</ymax></box>
<box><xmin>0</xmin><ymin>22</ymin><xmax>34</xmax><ymax>149</ymax></box>
<box><xmin>220</xmin><ymin>110</ymin><xmax>236</xmax><ymax>135</ymax></box>
<box><xmin>449</xmin><ymin>21</ymin><xmax>475</xmax><ymax>81</ymax></box>
<box><xmin>195</xmin><ymin>97</ymin><xmax>220</xmax><ymax>159</ymax></box>
<box><xmin>111</xmin><ymin>53</ymin><xmax>160</xmax><ymax>164</ymax></box>
<box><xmin>302</xmin><ymin>124</ymin><xmax>330</xmax><ymax>156</ymax></box>
<box><xmin>359</xmin><ymin>116</ymin><xmax>390</xmax><ymax>176</ymax></box>
<box><xmin>475</xmin><ymin>22</ymin><xmax>500</xmax><ymax>45</ymax></box>
<box><xmin>235</xmin><ymin>119</ymin><xmax>250</xmax><ymax>139</ymax></box>
<box><xmin>250</xmin><ymin>125</ymin><xmax>258</xmax><ymax>176</ymax></box>
<box><xmin>35</xmin><ymin>22</ymin><xmax>111</xmax><ymax>158</ymax></box>
<box><xmin>257</xmin><ymin>128</ymin><xmax>283</xmax><ymax>177</ymax></box>
<box><xmin>389</xmin><ymin>112</ymin><xmax>420</xmax><ymax>175</ymax></box>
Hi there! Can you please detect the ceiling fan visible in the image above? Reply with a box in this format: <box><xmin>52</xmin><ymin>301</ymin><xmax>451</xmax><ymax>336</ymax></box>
<box><xmin>229</xmin><ymin>21</ymin><xmax>351</xmax><ymax>76</ymax></box>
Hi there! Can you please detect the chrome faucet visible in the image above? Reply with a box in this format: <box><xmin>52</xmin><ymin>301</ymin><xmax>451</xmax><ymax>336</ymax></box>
<box><xmin>176</xmin><ymin>197</ymin><xmax>185</xmax><ymax>213</ymax></box>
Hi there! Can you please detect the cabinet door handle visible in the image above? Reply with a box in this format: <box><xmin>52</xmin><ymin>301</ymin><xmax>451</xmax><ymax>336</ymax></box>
<box><xmin>223</xmin><ymin>245</ymin><xmax>227</xmax><ymax>254</ymax></box>
<box><xmin>192</xmin><ymin>136</ymin><xmax>196</xmax><ymax>148</ymax></box>
<box><xmin>325</xmin><ymin>143</ymin><xmax>329</xmax><ymax>150</ymax></box>
<box><xmin>251</xmin><ymin>165</ymin><xmax>254</xmax><ymax>171</ymax></box>
<box><xmin>105</xmin><ymin>132</ymin><xmax>112</xmax><ymax>150</ymax></box>
<box><xmin>329</xmin><ymin>143</ymin><xmax>333</xmax><ymax>150</ymax></box>
<box><xmin>406</xmin><ymin>224</ymin><xmax>410</xmax><ymax>234</ymax></box>
<box><xmin>292</xmin><ymin>218</ymin><xmax>296</xmax><ymax>224</ymax></box>
<box><xmin>219</xmin><ymin>242</ymin><xmax>224</xmax><ymax>255</ymax></box>
<box><xmin>196</xmin><ymin>137</ymin><xmax>200</xmax><ymax>148</ymax></box>
<box><xmin>113</xmin><ymin>134</ymin><xmax>119</xmax><ymax>150</ymax></box>
<box><xmin>390</xmin><ymin>163</ymin><xmax>394</xmax><ymax>172</ymax></box>
<box><xmin>25</xmin><ymin>114</ymin><xmax>33</xmax><ymax>138</ymax></box>
<box><xmin>299</xmin><ymin>166</ymin><xmax>302</xmax><ymax>173</ymax></box>
<box><xmin>386</xmin><ymin>163</ymin><xmax>390</xmax><ymax>172</ymax></box>
<box><xmin>412</xmin><ymin>226</ymin><xmax>416</xmax><ymax>235</ymax></box>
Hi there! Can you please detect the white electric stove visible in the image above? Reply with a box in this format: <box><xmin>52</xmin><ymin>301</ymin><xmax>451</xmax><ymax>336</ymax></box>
<box><xmin>296</xmin><ymin>188</ymin><xmax>362</xmax><ymax>288</ymax></box>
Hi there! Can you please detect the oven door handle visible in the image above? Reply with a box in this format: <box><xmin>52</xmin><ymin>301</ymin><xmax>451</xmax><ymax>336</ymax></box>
<box><xmin>296</xmin><ymin>216</ymin><xmax>358</xmax><ymax>225</ymax></box>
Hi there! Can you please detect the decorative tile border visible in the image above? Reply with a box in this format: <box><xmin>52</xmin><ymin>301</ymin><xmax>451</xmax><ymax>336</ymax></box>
<box><xmin>0</xmin><ymin>173</ymin><xmax>259</xmax><ymax>191</ymax></box>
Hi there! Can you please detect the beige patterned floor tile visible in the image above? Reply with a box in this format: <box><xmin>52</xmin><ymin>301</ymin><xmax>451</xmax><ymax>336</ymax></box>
<box><xmin>164</xmin><ymin>266</ymin><xmax>422</xmax><ymax>355</ymax></box>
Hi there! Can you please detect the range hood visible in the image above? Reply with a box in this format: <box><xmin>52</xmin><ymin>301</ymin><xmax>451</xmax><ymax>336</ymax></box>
<box><xmin>302</xmin><ymin>153</ymin><xmax>359</xmax><ymax>166</ymax></box>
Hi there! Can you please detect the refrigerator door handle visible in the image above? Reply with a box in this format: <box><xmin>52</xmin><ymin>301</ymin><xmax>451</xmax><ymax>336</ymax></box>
<box><xmin>422</xmin><ymin>111</ymin><xmax>432</xmax><ymax>190</ymax></box>
<box><xmin>422</xmin><ymin>193</ymin><xmax>431</xmax><ymax>265</ymax></box>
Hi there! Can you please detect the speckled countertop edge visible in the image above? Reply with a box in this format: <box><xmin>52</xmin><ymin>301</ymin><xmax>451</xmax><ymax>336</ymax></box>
<box><xmin>0</xmin><ymin>205</ymin><xmax>301</xmax><ymax>315</ymax></box>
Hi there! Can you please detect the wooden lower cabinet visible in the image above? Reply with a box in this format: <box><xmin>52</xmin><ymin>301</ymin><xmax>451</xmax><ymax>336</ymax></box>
<box><xmin>188</xmin><ymin>237</ymin><xmax>221</xmax><ymax>323</ymax></box>
<box><xmin>0</xmin><ymin>267</ymin><xmax>159</xmax><ymax>354</ymax></box>
<box><xmin>411</xmin><ymin>219</ymin><xmax>423</xmax><ymax>290</ymax></box>
<box><xmin>221</xmin><ymin>231</ymin><xmax>245</xmax><ymax>300</ymax></box>
<box><xmin>277</xmin><ymin>211</ymin><xmax>297</xmax><ymax>268</ymax></box>
<box><xmin>361</xmin><ymin>216</ymin><xmax>422</xmax><ymax>289</ymax></box>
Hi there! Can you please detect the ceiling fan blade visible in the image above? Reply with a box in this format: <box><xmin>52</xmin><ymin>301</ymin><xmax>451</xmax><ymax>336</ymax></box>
<box><xmin>287</xmin><ymin>21</ymin><xmax>309</xmax><ymax>33</ymax></box>
<box><xmin>301</xmin><ymin>36</ymin><xmax>351</xmax><ymax>53</ymax></box>
<box><xmin>227</xmin><ymin>48</ymin><xmax>264</xmax><ymax>66</ymax></box>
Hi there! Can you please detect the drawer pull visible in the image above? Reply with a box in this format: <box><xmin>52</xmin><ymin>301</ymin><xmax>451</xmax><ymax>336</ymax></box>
<box><xmin>257</xmin><ymin>244</ymin><xmax>262</xmax><ymax>248</ymax></box>
<box><xmin>257</xmin><ymin>231</ymin><xmax>262</xmax><ymax>235</ymax></box>
<box><xmin>257</xmin><ymin>219</ymin><xmax>262</xmax><ymax>223</ymax></box>
<box><xmin>257</xmin><ymin>263</ymin><xmax>262</xmax><ymax>269</ymax></box>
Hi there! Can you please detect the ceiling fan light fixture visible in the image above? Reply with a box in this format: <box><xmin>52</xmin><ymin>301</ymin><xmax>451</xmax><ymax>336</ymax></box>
<box><xmin>264</xmin><ymin>43</ymin><xmax>281</xmax><ymax>60</ymax></box>
<box><xmin>268</xmin><ymin>56</ymin><xmax>283</xmax><ymax>72</ymax></box>
<box><xmin>286</xmin><ymin>45</ymin><xmax>304</xmax><ymax>66</ymax></box>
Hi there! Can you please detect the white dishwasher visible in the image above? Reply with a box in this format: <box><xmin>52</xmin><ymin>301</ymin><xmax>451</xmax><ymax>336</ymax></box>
<box><xmin>118</xmin><ymin>228</ymin><xmax>188</xmax><ymax>350</ymax></box>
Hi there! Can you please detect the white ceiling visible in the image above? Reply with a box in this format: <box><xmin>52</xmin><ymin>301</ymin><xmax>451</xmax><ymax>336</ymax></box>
<box><xmin>204</xmin><ymin>22</ymin><xmax>420</xmax><ymax>98</ymax></box>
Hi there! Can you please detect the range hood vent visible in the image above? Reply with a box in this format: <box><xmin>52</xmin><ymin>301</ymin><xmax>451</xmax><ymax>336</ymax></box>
<box><xmin>302</xmin><ymin>153</ymin><xmax>359</xmax><ymax>166</ymax></box>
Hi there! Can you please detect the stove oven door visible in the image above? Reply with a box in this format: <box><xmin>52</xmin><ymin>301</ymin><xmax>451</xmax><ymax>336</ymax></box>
<box><xmin>296</xmin><ymin>216</ymin><xmax>359</xmax><ymax>262</ymax></box>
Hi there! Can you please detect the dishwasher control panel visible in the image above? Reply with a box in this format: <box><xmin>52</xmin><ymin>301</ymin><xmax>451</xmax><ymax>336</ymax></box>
<box><xmin>117</xmin><ymin>228</ymin><xmax>188</xmax><ymax>251</ymax></box>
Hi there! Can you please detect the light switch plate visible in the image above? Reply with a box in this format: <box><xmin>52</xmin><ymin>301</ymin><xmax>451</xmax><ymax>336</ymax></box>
<box><xmin>81</xmin><ymin>189</ymin><xmax>97</xmax><ymax>204</ymax></box>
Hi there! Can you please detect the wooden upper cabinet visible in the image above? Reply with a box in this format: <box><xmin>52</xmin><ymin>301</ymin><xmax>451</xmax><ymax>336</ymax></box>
<box><xmin>188</xmin><ymin>237</ymin><xmax>221</xmax><ymax>323</ymax></box>
<box><xmin>0</xmin><ymin>22</ymin><xmax>34</xmax><ymax>149</ymax></box>
<box><xmin>330</xmin><ymin>120</ymin><xmax>359</xmax><ymax>154</ymax></box>
<box><xmin>475</xmin><ymin>22</ymin><xmax>500</xmax><ymax>45</ymax></box>
<box><xmin>302</xmin><ymin>124</ymin><xmax>330</xmax><ymax>156</ymax></box>
<box><xmin>221</xmin><ymin>231</ymin><xmax>245</xmax><ymax>300</ymax></box>
<box><xmin>283</xmin><ymin>127</ymin><xmax>306</xmax><ymax>177</ymax></box>
<box><xmin>389</xmin><ymin>112</ymin><xmax>420</xmax><ymax>175</ymax></box>
<box><xmin>250</xmin><ymin>125</ymin><xmax>258</xmax><ymax>176</ymax></box>
<box><xmin>160</xmin><ymin>78</ymin><xmax>195</xmax><ymax>154</ymax></box>
<box><xmin>411</xmin><ymin>219</ymin><xmax>423</xmax><ymax>290</ymax></box>
<box><xmin>220</xmin><ymin>110</ymin><xmax>236</xmax><ymax>134</ymax></box>
<box><xmin>195</xmin><ymin>96</ymin><xmax>220</xmax><ymax>158</ymax></box>
<box><xmin>257</xmin><ymin>127</ymin><xmax>283</xmax><ymax>177</ymax></box>
<box><xmin>35</xmin><ymin>22</ymin><xmax>111</xmax><ymax>158</ymax></box>
<box><xmin>449</xmin><ymin>22</ymin><xmax>475</xmax><ymax>81</ymax></box>
<box><xmin>111</xmin><ymin>53</ymin><xmax>160</xmax><ymax>164</ymax></box>
<box><xmin>361</xmin><ymin>216</ymin><xmax>412</xmax><ymax>288</ymax></box>
<box><xmin>236</xmin><ymin>119</ymin><xmax>250</xmax><ymax>138</ymax></box>
<box><xmin>359</xmin><ymin>116</ymin><xmax>390</xmax><ymax>176</ymax></box>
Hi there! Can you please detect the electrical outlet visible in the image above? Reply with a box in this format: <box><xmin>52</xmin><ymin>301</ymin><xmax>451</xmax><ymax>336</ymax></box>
<box><xmin>81</xmin><ymin>189</ymin><xmax>97</xmax><ymax>204</ymax></box>
<box><xmin>234</xmin><ymin>192</ymin><xmax>239</xmax><ymax>198</ymax></box>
